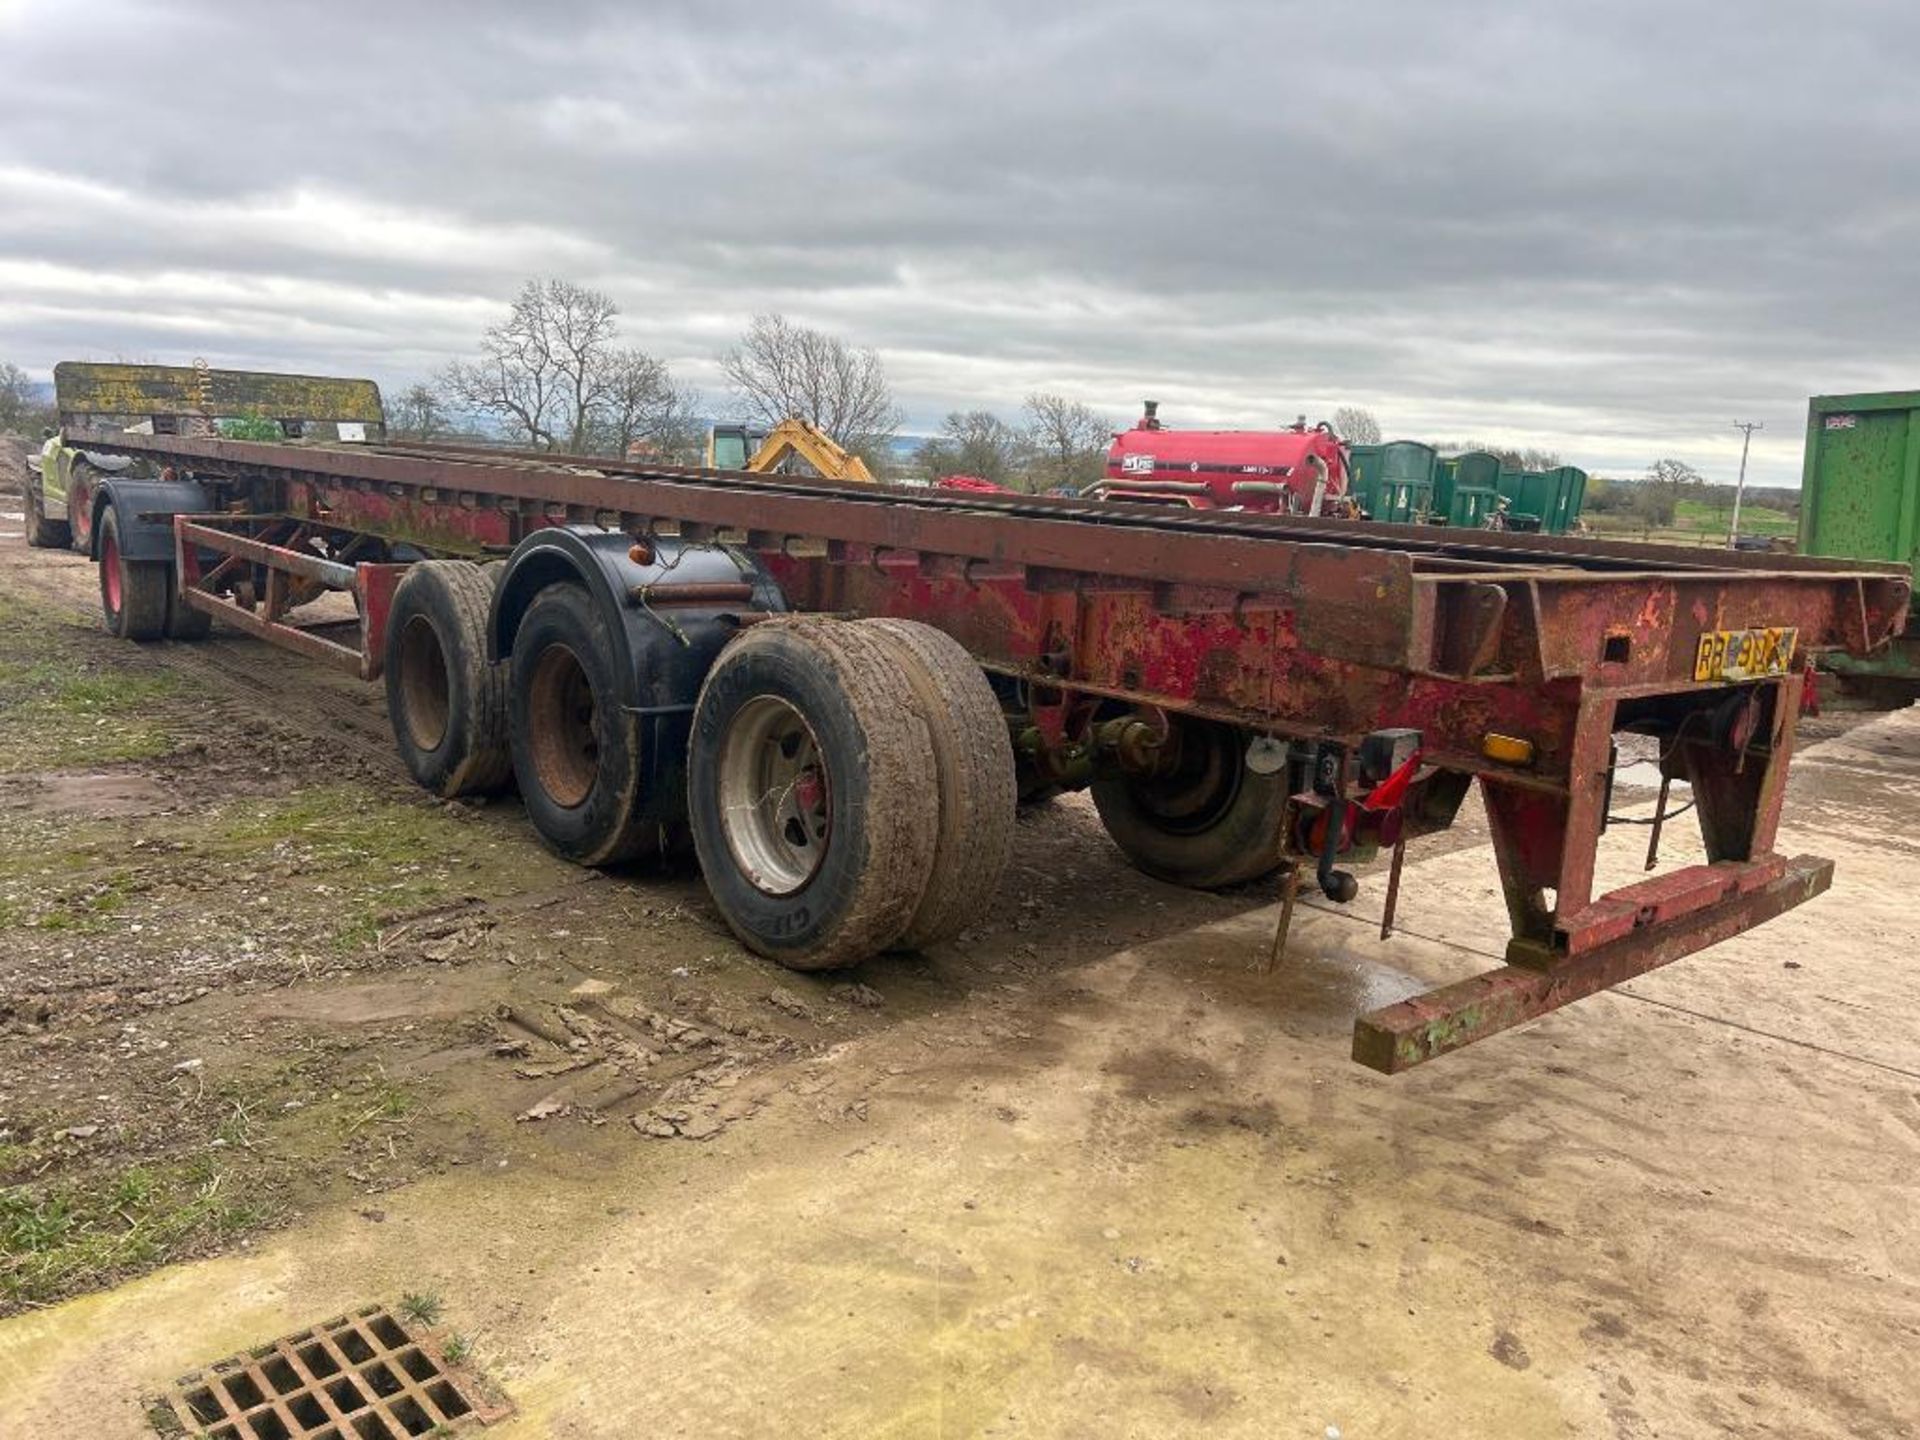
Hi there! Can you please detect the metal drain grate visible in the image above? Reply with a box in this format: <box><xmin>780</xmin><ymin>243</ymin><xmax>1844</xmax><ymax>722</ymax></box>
<box><xmin>152</xmin><ymin>1304</ymin><xmax>488</xmax><ymax>1439</ymax></box>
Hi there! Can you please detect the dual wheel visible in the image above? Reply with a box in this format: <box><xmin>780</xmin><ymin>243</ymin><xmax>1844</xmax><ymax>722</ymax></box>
<box><xmin>96</xmin><ymin>507</ymin><xmax>211</xmax><ymax>643</ymax></box>
<box><xmin>686</xmin><ymin>616</ymin><xmax>1018</xmax><ymax>966</ymax></box>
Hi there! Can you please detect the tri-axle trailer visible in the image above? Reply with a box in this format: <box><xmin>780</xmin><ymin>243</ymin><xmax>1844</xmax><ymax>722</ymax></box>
<box><xmin>51</xmin><ymin>364</ymin><xmax>1912</xmax><ymax>1072</ymax></box>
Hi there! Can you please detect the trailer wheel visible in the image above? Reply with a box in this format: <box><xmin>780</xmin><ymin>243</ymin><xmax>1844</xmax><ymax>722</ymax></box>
<box><xmin>1091</xmin><ymin>719</ymin><xmax>1287</xmax><ymax>888</ymax></box>
<box><xmin>163</xmin><ymin>575</ymin><xmax>213</xmax><ymax>640</ymax></box>
<box><xmin>23</xmin><ymin>472</ymin><xmax>71</xmax><ymax>549</ymax></box>
<box><xmin>860</xmin><ymin>618</ymin><xmax>1016</xmax><ymax>949</ymax></box>
<box><xmin>97</xmin><ymin>508</ymin><xmax>168</xmax><ymax>642</ymax></box>
<box><xmin>508</xmin><ymin>581</ymin><xmax>653</xmax><ymax>864</ymax></box>
<box><xmin>385</xmin><ymin>560</ymin><xmax>512</xmax><ymax>797</ymax></box>
<box><xmin>689</xmin><ymin>619</ymin><xmax>938</xmax><ymax>969</ymax></box>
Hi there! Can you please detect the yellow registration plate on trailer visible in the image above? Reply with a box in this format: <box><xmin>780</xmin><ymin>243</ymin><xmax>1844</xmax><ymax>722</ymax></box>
<box><xmin>1693</xmin><ymin>626</ymin><xmax>1797</xmax><ymax>682</ymax></box>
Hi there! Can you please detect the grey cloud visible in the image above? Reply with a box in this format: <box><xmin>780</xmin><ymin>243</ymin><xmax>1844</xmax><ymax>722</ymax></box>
<box><xmin>2</xmin><ymin>0</ymin><xmax>1916</xmax><ymax>486</ymax></box>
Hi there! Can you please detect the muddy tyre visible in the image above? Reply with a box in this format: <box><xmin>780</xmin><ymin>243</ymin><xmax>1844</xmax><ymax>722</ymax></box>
<box><xmin>1091</xmin><ymin>719</ymin><xmax>1288</xmax><ymax>888</ymax></box>
<box><xmin>860</xmin><ymin>618</ymin><xmax>1016</xmax><ymax>950</ymax></box>
<box><xmin>23</xmin><ymin>472</ymin><xmax>71</xmax><ymax>549</ymax></box>
<box><xmin>97</xmin><ymin>508</ymin><xmax>168</xmax><ymax>642</ymax></box>
<box><xmin>163</xmin><ymin>577</ymin><xmax>213</xmax><ymax>640</ymax></box>
<box><xmin>67</xmin><ymin>462</ymin><xmax>97</xmax><ymax>554</ymax></box>
<box><xmin>508</xmin><ymin>582</ymin><xmax>653</xmax><ymax>865</ymax></box>
<box><xmin>385</xmin><ymin>561</ymin><xmax>511</xmax><ymax>797</ymax></box>
<box><xmin>689</xmin><ymin>618</ymin><xmax>939</xmax><ymax>969</ymax></box>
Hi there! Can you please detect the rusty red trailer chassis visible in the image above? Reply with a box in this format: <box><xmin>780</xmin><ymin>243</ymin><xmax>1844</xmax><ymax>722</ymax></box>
<box><xmin>85</xmin><ymin>431</ymin><xmax>1910</xmax><ymax>1071</ymax></box>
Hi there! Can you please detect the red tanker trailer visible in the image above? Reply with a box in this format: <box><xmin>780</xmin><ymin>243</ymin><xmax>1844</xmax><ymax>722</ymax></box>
<box><xmin>1093</xmin><ymin>400</ymin><xmax>1352</xmax><ymax>515</ymax></box>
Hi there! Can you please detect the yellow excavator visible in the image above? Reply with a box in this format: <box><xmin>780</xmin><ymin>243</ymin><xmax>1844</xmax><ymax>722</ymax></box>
<box><xmin>705</xmin><ymin>417</ymin><xmax>875</xmax><ymax>483</ymax></box>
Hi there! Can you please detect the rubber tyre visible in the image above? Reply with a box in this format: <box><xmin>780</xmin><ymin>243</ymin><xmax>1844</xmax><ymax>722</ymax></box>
<box><xmin>163</xmin><ymin>576</ymin><xmax>214</xmax><ymax>640</ymax></box>
<box><xmin>508</xmin><ymin>582</ymin><xmax>653</xmax><ymax>865</ymax></box>
<box><xmin>1091</xmin><ymin>719</ymin><xmax>1288</xmax><ymax>888</ymax></box>
<box><xmin>860</xmin><ymin>618</ymin><xmax>1016</xmax><ymax>949</ymax></box>
<box><xmin>67</xmin><ymin>463</ymin><xmax>96</xmax><ymax>554</ymax></box>
<box><xmin>385</xmin><ymin>560</ymin><xmax>512</xmax><ymax>797</ymax></box>
<box><xmin>97</xmin><ymin>508</ymin><xmax>168</xmax><ymax>642</ymax></box>
<box><xmin>689</xmin><ymin>618</ymin><xmax>938</xmax><ymax>969</ymax></box>
<box><xmin>23</xmin><ymin>472</ymin><xmax>71</xmax><ymax>549</ymax></box>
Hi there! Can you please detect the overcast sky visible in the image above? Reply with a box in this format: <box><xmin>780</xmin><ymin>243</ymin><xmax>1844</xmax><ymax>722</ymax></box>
<box><xmin>2</xmin><ymin>0</ymin><xmax>1914</xmax><ymax>487</ymax></box>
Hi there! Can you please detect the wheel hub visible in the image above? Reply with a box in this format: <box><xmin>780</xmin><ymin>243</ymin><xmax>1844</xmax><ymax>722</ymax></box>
<box><xmin>526</xmin><ymin>642</ymin><xmax>599</xmax><ymax>809</ymax></box>
<box><xmin>718</xmin><ymin>695</ymin><xmax>832</xmax><ymax>895</ymax></box>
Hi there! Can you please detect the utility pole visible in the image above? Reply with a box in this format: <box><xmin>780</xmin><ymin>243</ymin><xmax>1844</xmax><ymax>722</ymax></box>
<box><xmin>1729</xmin><ymin>420</ymin><xmax>1762</xmax><ymax>546</ymax></box>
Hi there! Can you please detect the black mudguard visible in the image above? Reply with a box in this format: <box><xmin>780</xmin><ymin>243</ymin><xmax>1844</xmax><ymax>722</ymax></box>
<box><xmin>489</xmin><ymin>527</ymin><xmax>788</xmax><ymax>828</ymax></box>
<box><xmin>89</xmin><ymin>477</ymin><xmax>215</xmax><ymax>563</ymax></box>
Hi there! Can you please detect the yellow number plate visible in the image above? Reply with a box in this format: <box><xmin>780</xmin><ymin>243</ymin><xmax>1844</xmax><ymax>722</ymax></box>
<box><xmin>1693</xmin><ymin>626</ymin><xmax>1797</xmax><ymax>682</ymax></box>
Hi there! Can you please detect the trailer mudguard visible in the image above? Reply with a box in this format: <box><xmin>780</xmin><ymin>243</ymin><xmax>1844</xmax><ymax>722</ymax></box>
<box><xmin>489</xmin><ymin>527</ymin><xmax>788</xmax><ymax>825</ymax></box>
<box><xmin>88</xmin><ymin>477</ymin><xmax>216</xmax><ymax>562</ymax></box>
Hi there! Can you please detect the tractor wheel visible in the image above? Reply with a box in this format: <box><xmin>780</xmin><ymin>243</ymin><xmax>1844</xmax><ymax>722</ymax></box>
<box><xmin>23</xmin><ymin>472</ymin><xmax>71</xmax><ymax>549</ymax></box>
<box><xmin>1091</xmin><ymin>718</ymin><xmax>1288</xmax><ymax>888</ymax></box>
<box><xmin>97</xmin><ymin>508</ymin><xmax>168</xmax><ymax>642</ymax></box>
<box><xmin>688</xmin><ymin>618</ymin><xmax>938</xmax><ymax>969</ymax></box>
<box><xmin>859</xmin><ymin>618</ymin><xmax>1016</xmax><ymax>950</ymax></box>
<box><xmin>385</xmin><ymin>561</ymin><xmax>512</xmax><ymax>797</ymax></box>
<box><xmin>508</xmin><ymin>581</ymin><xmax>654</xmax><ymax>865</ymax></box>
<box><xmin>67</xmin><ymin>463</ymin><xmax>97</xmax><ymax>554</ymax></box>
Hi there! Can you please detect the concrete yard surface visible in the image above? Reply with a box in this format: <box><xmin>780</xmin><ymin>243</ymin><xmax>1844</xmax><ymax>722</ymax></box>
<box><xmin>2</xmin><ymin>656</ymin><xmax>1916</xmax><ymax>1436</ymax></box>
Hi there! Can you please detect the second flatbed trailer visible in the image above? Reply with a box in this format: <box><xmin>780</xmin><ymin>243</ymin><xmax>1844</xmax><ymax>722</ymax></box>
<box><xmin>52</xmin><ymin>364</ymin><xmax>1912</xmax><ymax>1072</ymax></box>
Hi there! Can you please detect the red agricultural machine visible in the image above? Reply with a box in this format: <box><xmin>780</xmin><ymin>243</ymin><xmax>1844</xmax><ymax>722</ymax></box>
<box><xmin>1092</xmin><ymin>400</ymin><xmax>1353</xmax><ymax>515</ymax></box>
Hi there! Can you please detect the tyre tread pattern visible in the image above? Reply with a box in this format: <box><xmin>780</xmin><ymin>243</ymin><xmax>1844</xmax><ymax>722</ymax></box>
<box><xmin>23</xmin><ymin>472</ymin><xmax>70</xmax><ymax>549</ymax></box>
<box><xmin>99</xmin><ymin>509</ymin><xmax>168</xmax><ymax>642</ymax></box>
<box><xmin>693</xmin><ymin>617</ymin><xmax>939</xmax><ymax>969</ymax></box>
<box><xmin>389</xmin><ymin>560</ymin><xmax>513</xmax><ymax>796</ymax></box>
<box><xmin>860</xmin><ymin>618</ymin><xmax>1016</xmax><ymax>949</ymax></box>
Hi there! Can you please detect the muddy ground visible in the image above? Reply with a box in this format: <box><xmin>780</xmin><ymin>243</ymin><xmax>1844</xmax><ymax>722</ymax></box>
<box><xmin>0</xmin><ymin>437</ymin><xmax>1917</xmax><ymax>1437</ymax></box>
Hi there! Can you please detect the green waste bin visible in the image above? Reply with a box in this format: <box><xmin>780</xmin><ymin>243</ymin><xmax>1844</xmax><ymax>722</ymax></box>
<box><xmin>1438</xmin><ymin>451</ymin><xmax>1501</xmax><ymax>529</ymax></box>
<box><xmin>1346</xmin><ymin>444</ymin><xmax>1383</xmax><ymax>516</ymax></box>
<box><xmin>1543</xmin><ymin>465</ymin><xmax>1587</xmax><ymax>533</ymax></box>
<box><xmin>1351</xmin><ymin>441</ymin><xmax>1436</xmax><ymax>522</ymax></box>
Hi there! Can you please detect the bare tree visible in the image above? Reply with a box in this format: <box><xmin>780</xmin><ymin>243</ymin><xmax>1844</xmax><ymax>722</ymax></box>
<box><xmin>1332</xmin><ymin>406</ymin><xmax>1382</xmax><ymax>445</ymax></box>
<box><xmin>720</xmin><ymin>314</ymin><xmax>900</xmax><ymax>455</ymax></box>
<box><xmin>386</xmin><ymin>382</ymin><xmax>448</xmax><ymax>441</ymax></box>
<box><xmin>1448</xmin><ymin>438</ymin><xmax>1563</xmax><ymax>470</ymax></box>
<box><xmin>1628</xmin><ymin>457</ymin><xmax>1704</xmax><ymax>529</ymax></box>
<box><xmin>1022</xmin><ymin>392</ymin><xmax>1113</xmax><ymax>492</ymax></box>
<box><xmin>588</xmin><ymin>349</ymin><xmax>704</xmax><ymax>463</ymax></box>
<box><xmin>438</xmin><ymin>278</ymin><xmax>691</xmax><ymax>457</ymax></box>
<box><xmin>921</xmin><ymin>410</ymin><xmax>1033</xmax><ymax>490</ymax></box>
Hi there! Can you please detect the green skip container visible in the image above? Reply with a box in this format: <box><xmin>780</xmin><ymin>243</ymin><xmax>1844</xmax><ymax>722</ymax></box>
<box><xmin>1799</xmin><ymin>390</ymin><xmax>1920</xmax><ymax>705</ymax></box>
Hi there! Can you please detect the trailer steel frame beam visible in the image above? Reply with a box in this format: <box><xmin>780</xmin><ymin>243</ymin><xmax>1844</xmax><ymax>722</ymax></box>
<box><xmin>72</xmin><ymin>428</ymin><xmax>1910</xmax><ymax>1070</ymax></box>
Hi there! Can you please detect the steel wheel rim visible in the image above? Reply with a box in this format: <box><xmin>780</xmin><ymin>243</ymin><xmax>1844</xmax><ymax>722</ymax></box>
<box><xmin>718</xmin><ymin>695</ymin><xmax>831</xmax><ymax>895</ymax></box>
<box><xmin>101</xmin><ymin>531</ymin><xmax>121</xmax><ymax>614</ymax></box>
<box><xmin>397</xmin><ymin>615</ymin><xmax>451</xmax><ymax>751</ymax></box>
<box><xmin>1127</xmin><ymin>721</ymin><xmax>1242</xmax><ymax>835</ymax></box>
<box><xmin>526</xmin><ymin>642</ymin><xmax>598</xmax><ymax>809</ymax></box>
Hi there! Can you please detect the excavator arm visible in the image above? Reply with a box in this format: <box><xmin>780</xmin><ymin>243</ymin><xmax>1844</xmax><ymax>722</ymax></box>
<box><xmin>744</xmin><ymin>418</ymin><xmax>875</xmax><ymax>483</ymax></box>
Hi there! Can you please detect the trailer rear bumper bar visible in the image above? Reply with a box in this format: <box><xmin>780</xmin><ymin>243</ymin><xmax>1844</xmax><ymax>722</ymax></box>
<box><xmin>1351</xmin><ymin>852</ymin><xmax>1831</xmax><ymax>1072</ymax></box>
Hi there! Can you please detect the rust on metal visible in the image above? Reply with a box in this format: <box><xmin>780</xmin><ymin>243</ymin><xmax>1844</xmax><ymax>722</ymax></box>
<box><xmin>1352</xmin><ymin>854</ymin><xmax>1832</xmax><ymax>1073</ymax></box>
<box><xmin>55</xmin><ymin>361</ymin><xmax>385</xmax><ymax>429</ymax></box>
<box><xmin>75</xmin><ymin>425</ymin><xmax>1910</xmax><ymax>1068</ymax></box>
